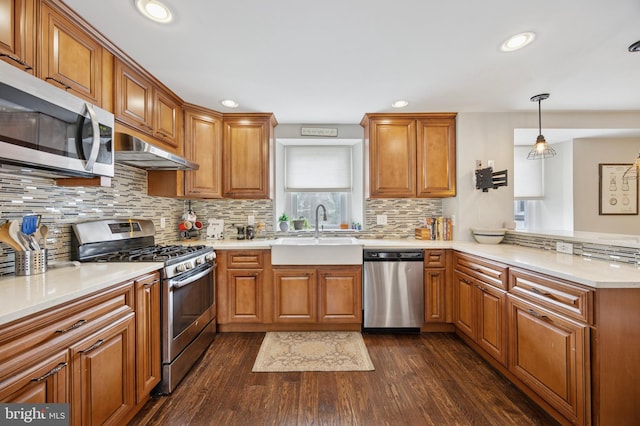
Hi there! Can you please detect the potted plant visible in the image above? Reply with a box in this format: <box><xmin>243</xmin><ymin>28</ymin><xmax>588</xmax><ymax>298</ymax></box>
<box><xmin>292</xmin><ymin>216</ymin><xmax>306</xmax><ymax>230</ymax></box>
<box><xmin>278</xmin><ymin>213</ymin><xmax>290</xmax><ymax>231</ymax></box>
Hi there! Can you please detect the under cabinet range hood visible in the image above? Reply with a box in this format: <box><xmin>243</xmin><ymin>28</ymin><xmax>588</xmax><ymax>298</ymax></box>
<box><xmin>114</xmin><ymin>133</ymin><xmax>199</xmax><ymax>171</ymax></box>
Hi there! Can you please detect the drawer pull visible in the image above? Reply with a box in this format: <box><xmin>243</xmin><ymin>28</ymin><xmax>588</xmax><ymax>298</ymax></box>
<box><xmin>56</xmin><ymin>319</ymin><xmax>87</xmax><ymax>334</ymax></box>
<box><xmin>31</xmin><ymin>362</ymin><xmax>68</xmax><ymax>382</ymax></box>
<box><xmin>80</xmin><ymin>339</ymin><xmax>105</xmax><ymax>354</ymax></box>
<box><xmin>527</xmin><ymin>309</ymin><xmax>550</xmax><ymax>322</ymax></box>
<box><xmin>0</xmin><ymin>54</ymin><xmax>33</xmax><ymax>70</ymax></box>
<box><xmin>530</xmin><ymin>287</ymin><xmax>554</xmax><ymax>299</ymax></box>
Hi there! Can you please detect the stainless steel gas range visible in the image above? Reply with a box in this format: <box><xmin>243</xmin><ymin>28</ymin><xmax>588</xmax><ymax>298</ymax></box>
<box><xmin>71</xmin><ymin>218</ymin><xmax>216</xmax><ymax>394</ymax></box>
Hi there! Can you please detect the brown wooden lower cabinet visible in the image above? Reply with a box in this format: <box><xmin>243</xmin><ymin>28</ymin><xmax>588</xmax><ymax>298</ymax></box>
<box><xmin>0</xmin><ymin>272</ymin><xmax>162</xmax><ymax>425</ymax></box>
<box><xmin>507</xmin><ymin>294</ymin><xmax>589</xmax><ymax>426</ymax></box>
<box><xmin>70</xmin><ymin>312</ymin><xmax>136</xmax><ymax>426</ymax></box>
<box><xmin>453</xmin><ymin>269</ymin><xmax>507</xmax><ymax>366</ymax></box>
<box><xmin>134</xmin><ymin>272</ymin><xmax>161</xmax><ymax>403</ymax></box>
<box><xmin>0</xmin><ymin>351</ymin><xmax>69</xmax><ymax>403</ymax></box>
<box><xmin>272</xmin><ymin>266</ymin><xmax>362</xmax><ymax>325</ymax></box>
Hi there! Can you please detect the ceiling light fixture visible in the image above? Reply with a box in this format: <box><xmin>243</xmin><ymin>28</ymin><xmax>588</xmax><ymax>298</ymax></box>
<box><xmin>391</xmin><ymin>100</ymin><xmax>409</xmax><ymax>108</ymax></box>
<box><xmin>527</xmin><ymin>93</ymin><xmax>556</xmax><ymax>160</ymax></box>
<box><xmin>501</xmin><ymin>32</ymin><xmax>536</xmax><ymax>52</ymax></box>
<box><xmin>135</xmin><ymin>0</ymin><xmax>173</xmax><ymax>23</ymax></box>
<box><xmin>629</xmin><ymin>40</ymin><xmax>640</xmax><ymax>52</ymax></box>
<box><xmin>220</xmin><ymin>99</ymin><xmax>239</xmax><ymax>108</ymax></box>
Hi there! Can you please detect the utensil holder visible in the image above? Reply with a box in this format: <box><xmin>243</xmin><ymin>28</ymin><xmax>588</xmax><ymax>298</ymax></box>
<box><xmin>15</xmin><ymin>249</ymin><xmax>48</xmax><ymax>276</ymax></box>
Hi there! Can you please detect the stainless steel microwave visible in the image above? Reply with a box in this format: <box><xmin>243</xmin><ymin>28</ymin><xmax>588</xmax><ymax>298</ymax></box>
<box><xmin>0</xmin><ymin>61</ymin><xmax>114</xmax><ymax>178</ymax></box>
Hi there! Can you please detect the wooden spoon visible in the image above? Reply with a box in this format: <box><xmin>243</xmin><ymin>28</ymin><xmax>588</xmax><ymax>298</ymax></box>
<box><xmin>40</xmin><ymin>224</ymin><xmax>49</xmax><ymax>249</ymax></box>
<box><xmin>8</xmin><ymin>220</ymin><xmax>26</xmax><ymax>251</ymax></box>
<box><xmin>0</xmin><ymin>221</ymin><xmax>25</xmax><ymax>251</ymax></box>
<box><xmin>0</xmin><ymin>222</ymin><xmax>23</xmax><ymax>251</ymax></box>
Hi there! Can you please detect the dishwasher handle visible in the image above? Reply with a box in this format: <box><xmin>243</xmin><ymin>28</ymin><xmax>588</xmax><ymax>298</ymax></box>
<box><xmin>363</xmin><ymin>249</ymin><xmax>424</xmax><ymax>261</ymax></box>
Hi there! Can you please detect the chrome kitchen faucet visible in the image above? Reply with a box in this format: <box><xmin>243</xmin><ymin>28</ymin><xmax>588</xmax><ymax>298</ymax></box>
<box><xmin>314</xmin><ymin>204</ymin><xmax>327</xmax><ymax>239</ymax></box>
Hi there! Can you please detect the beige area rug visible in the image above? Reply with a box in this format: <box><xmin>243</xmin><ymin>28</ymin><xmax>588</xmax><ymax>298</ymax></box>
<box><xmin>252</xmin><ymin>331</ymin><xmax>375</xmax><ymax>372</ymax></box>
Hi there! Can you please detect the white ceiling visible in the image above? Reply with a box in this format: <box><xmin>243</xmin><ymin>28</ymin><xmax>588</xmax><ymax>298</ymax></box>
<box><xmin>64</xmin><ymin>0</ymin><xmax>640</xmax><ymax>124</ymax></box>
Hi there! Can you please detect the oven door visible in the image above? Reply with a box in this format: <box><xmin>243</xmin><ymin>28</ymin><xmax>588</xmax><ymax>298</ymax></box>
<box><xmin>163</xmin><ymin>263</ymin><xmax>216</xmax><ymax>363</ymax></box>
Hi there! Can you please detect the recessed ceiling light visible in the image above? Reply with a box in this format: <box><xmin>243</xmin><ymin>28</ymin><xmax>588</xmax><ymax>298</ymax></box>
<box><xmin>135</xmin><ymin>0</ymin><xmax>173</xmax><ymax>23</ymax></box>
<box><xmin>221</xmin><ymin>99</ymin><xmax>239</xmax><ymax>108</ymax></box>
<box><xmin>391</xmin><ymin>100</ymin><xmax>409</xmax><ymax>108</ymax></box>
<box><xmin>629</xmin><ymin>40</ymin><xmax>640</xmax><ymax>52</ymax></box>
<box><xmin>500</xmin><ymin>32</ymin><xmax>536</xmax><ymax>52</ymax></box>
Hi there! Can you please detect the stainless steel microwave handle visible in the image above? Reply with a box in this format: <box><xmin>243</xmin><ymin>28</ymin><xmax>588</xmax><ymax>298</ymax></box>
<box><xmin>84</xmin><ymin>103</ymin><xmax>101</xmax><ymax>172</ymax></box>
<box><xmin>169</xmin><ymin>265</ymin><xmax>214</xmax><ymax>290</ymax></box>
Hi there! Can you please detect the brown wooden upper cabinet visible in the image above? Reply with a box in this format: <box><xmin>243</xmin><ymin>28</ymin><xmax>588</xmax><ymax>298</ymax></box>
<box><xmin>115</xmin><ymin>59</ymin><xmax>183</xmax><ymax>153</ymax></box>
<box><xmin>361</xmin><ymin>113</ymin><xmax>457</xmax><ymax>198</ymax></box>
<box><xmin>39</xmin><ymin>0</ymin><xmax>103</xmax><ymax>105</ymax></box>
<box><xmin>148</xmin><ymin>104</ymin><xmax>223</xmax><ymax>198</ymax></box>
<box><xmin>223</xmin><ymin>113</ymin><xmax>277</xmax><ymax>199</ymax></box>
<box><xmin>0</xmin><ymin>0</ymin><xmax>36</xmax><ymax>73</ymax></box>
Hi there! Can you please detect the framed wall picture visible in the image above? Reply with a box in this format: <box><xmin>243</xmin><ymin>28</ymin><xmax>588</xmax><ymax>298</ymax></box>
<box><xmin>599</xmin><ymin>163</ymin><xmax>638</xmax><ymax>215</ymax></box>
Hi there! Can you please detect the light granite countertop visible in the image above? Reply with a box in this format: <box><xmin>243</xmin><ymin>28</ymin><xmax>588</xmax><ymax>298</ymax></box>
<box><xmin>0</xmin><ymin>262</ymin><xmax>162</xmax><ymax>326</ymax></box>
<box><xmin>195</xmin><ymin>237</ymin><xmax>639</xmax><ymax>289</ymax></box>
<box><xmin>2</xmin><ymin>238</ymin><xmax>638</xmax><ymax>327</ymax></box>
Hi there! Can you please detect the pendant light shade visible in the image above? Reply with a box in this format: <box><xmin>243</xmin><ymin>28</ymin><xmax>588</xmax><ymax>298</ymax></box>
<box><xmin>527</xmin><ymin>93</ymin><xmax>556</xmax><ymax>160</ymax></box>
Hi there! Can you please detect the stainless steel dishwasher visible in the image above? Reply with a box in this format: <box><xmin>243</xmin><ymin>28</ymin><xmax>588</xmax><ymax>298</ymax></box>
<box><xmin>363</xmin><ymin>249</ymin><xmax>424</xmax><ymax>332</ymax></box>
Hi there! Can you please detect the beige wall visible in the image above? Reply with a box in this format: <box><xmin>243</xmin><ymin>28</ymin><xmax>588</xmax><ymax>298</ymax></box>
<box><xmin>448</xmin><ymin>111</ymin><xmax>640</xmax><ymax>240</ymax></box>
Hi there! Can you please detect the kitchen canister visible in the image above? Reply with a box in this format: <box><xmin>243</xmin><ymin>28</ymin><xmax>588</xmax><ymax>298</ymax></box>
<box><xmin>15</xmin><ymin>249</ymin><xmax>48</xmax><ymax>276</ymax></box>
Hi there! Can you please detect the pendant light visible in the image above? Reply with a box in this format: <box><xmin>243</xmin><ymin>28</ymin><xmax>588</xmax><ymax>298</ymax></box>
<box><xmin>527</xmin><ymin>93</ymin><xmax>556</xmax><ymax>160</ymax></box>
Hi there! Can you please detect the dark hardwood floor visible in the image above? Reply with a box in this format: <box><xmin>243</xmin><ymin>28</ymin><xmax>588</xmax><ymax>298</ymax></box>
<box><xmin>130</xmin><ymin>332</ymin><xmax>558</xmax><ymax>425</ymax></box>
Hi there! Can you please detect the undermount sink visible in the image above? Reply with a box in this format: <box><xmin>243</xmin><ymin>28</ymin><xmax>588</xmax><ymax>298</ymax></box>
<box><xmin>270</xmin><ymin>237</ymin><xmax>363</xmax><ymax>265</ymax></box>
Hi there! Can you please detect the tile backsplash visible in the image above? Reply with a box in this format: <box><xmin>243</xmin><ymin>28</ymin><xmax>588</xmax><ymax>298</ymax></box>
<box><xmin>0</xmin><ymin>165</ymin><xmax>442</xmax><ymax>275</ymax></box>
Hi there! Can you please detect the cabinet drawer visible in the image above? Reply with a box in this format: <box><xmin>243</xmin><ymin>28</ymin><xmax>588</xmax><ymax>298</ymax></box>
<box><xmin>509</xmin><ymin>268</ymin><xmax>593</xmax><ymax>324</ymax></box>
<box><xmin>227</xmin><ymin>250</ymin><xmax>264</xmax><ymax>269</ymax></box>
<box><xmin>453</xmin><ymin>252</ymin><xmax>507</xmax><ymax>290</ymax></box>
<box><xmin>424</xmin><ymin>249</ymin><xmax>446</xmax><ymax>267</ymax></box>
<box><xmin>0</xmin><ymin>281</ymin><xmax>134</xmax><ymax>374</ymax></box>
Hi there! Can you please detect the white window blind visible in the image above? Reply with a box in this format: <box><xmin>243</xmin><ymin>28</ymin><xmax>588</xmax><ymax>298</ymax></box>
<box><xmin>285</xmin><ymin>145</ymin><xmax>352</xmax><ymax>191</ymax></box>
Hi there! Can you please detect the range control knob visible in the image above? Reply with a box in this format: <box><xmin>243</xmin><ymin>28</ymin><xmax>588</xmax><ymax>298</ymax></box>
<box><xmin>195</xmin><ymin>257</ymin><xmax>203</xmax><ymax>265</ymax></box>
<box><xmin>205</xmin><ymin>253</ymin><xmax>215</xmax><ymax>262</ymax></box>
<box><xmin>175</xmin><ymin>264</ymin><xmax>186</xmax><ymax>273</ymax></box>
<box><xmin>185</xmin><ymin>262</ymin><xmax>192</xmax><ymax>270</ymax></box>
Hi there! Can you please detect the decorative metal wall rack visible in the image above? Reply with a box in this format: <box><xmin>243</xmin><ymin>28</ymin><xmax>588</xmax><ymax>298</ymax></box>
<box><xmin>475</xmin><ymin>167</ymin><xmax>508</xmax><ymax>192</ymax></box>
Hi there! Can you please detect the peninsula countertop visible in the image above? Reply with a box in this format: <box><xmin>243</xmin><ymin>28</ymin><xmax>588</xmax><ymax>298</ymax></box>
<box><xmin>194</xmin><ymin>237</ymin><xmax>640</xmax><ymax>289</ymax></box>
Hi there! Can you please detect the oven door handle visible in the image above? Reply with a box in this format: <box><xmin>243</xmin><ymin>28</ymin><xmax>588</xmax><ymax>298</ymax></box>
<box><xmin>169</xmin><ymin>265</ymin><xmax>214</xmax><ymax>290</ymax></box>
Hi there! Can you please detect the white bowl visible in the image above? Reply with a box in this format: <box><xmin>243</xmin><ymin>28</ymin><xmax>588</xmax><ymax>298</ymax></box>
<box><xmin>471</xmin><ymin>228</ymin><xmax>506</xmax><ymax>244</ymax></box>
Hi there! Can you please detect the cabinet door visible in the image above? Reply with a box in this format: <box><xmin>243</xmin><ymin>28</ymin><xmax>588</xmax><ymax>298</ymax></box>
<box><xmin>135</xmin><ymin>273</ymin><xmax>161</xmax><ymax>404</ymax></box>
<box><xmin>184</xmin><ymin>106</ymin><xmax>223</xmax><ymax>198</ymax></box>
<box><xmin>70</xmin><ymin>313</ymin><xmax>136</xmax><ymax>426</ymax></box>
<box><xmin>273</xmin><ymin>269</ymin><xmax>316</xmax><ymax>323</ymax></box>
<box><xmin>153</xmin><ymin>88</ymin><xmax>182</xmax><ymax>150</ymax></box>
<box><xmin>368</xmin><ymin>118</ymin><xmax>416</xmax><ymax>197</ymax></box>
<box><xmin>39</xmin><ymin>1</ymin><xmax>102</xmax><ymax>105</ymax></box>
<box><xmin>115</xmin><ymin>60</ymin><xmax>154</xmax><ymax>133</ymax></box>
<box><xmin>223</xmin><ymin>114</ymin><xmax>273</xmax><ymax>199</ymax></box>
<box><xmin>416</xmin><ymin>116</ymin><xmax>456</xmax><ymax>197</ymax></box>
<box><xmin>227</xmin><ymin>269</ymin><xmax>264</xmax><ymax>323</ymax></box>
<box><xmin>507</xmin><ymin>295</ymin><xmax>588</xmax><ymax>425</ymax></box>
<box><xmin>317</xmin><ymin>268</ymin><xmax>362</xmax><ymax>323</ymax></box>
<box><xmin>0</xmin><ymin>351</ymin><xmax>68</xmax><ymax>403</ymax></box>
<box><xmin>476</xmin><ymin>284</ymin><xmax>507</xmax><ymax>366</ymax></box>
<box><xmin>0</xmin><ymin>0</ymin><xmax>35</xmax><ymax>72</ymax></box>
<box><xmin>424</xmin><ymin>268</ymin><xmax>446</xmax><ymax>323</ymax></box>
<box><xmin>453</xmin><ymin>270</ymin><xmax>476</xmax><ymax>339</ymax></box>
